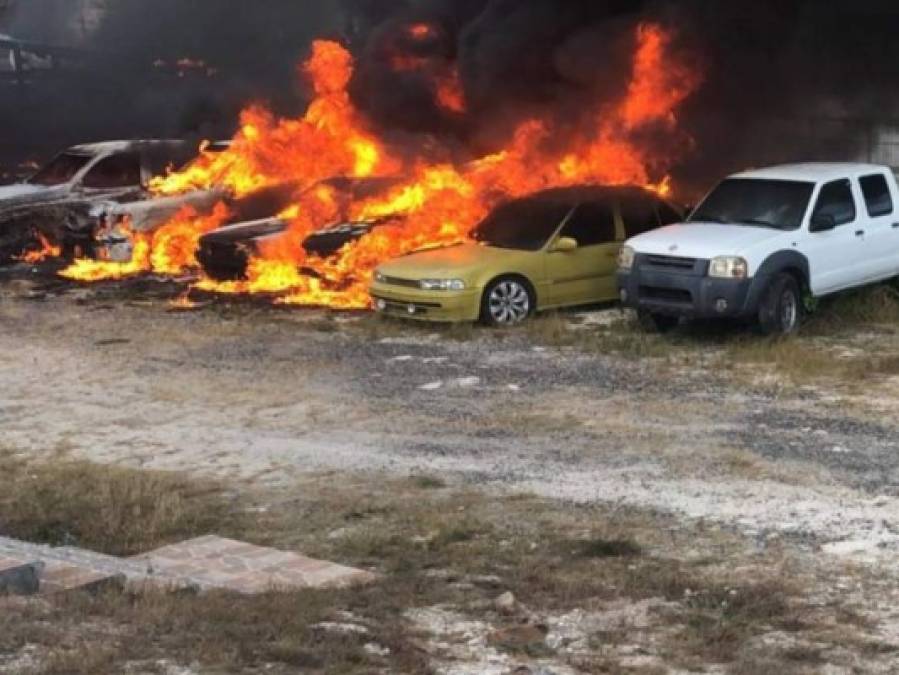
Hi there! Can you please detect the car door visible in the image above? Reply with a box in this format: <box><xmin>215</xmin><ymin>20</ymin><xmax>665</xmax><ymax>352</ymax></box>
<box><xmin>858</xmin><ymin>172</ymin><xmax>899</xmax><ymax>281</ymax></box>
<box><xmin>545</xmin><ymin>200</ymin><xmax>620</xmax><ymax>307</ymax></box>
<box><xmin>805</xmin><ymin>178</ymin><xmax>864</xmax><ymax>295</ymax></box>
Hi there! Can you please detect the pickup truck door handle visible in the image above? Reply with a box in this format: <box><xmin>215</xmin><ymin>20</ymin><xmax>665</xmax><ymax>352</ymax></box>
<box><xmin>892</xmin><ymin>222</ymin><xmax>899</xmax><ymax>229</ymax></box>
<box><xmin>855</xmin><ymin>230</ymin><xmax>865</xmax><ymax>237</ymax></box>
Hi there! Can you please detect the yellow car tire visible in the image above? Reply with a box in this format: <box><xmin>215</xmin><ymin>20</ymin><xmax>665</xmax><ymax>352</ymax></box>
<box><xmin>479</xmin><ymin>276</ymin><xmax>535</xmax><ymax>327</ymax></box>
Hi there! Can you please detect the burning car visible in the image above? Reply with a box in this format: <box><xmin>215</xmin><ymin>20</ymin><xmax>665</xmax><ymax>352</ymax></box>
<box><xmin>197</xmin><ymin>176</ymin><xmax>404</xmax><ymax>281</ymax></box>
<box><xmin>0</xmin><ymin>140</ymin><xmax>220</xmax><ymax>262</ymax></box>
<box><xmin>370</xmin><ymin>186</ymin><xmax>683</xmax><ymax>325</ymax></box>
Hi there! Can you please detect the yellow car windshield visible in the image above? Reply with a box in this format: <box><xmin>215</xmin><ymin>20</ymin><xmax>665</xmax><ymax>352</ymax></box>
<box><xmin>472</xmin><ymin>199</ymin><xmax>573</xmax><ymax>251</ymax></box>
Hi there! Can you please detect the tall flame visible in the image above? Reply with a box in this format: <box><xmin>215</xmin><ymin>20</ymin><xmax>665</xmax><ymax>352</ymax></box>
<box><xmin>60</xmin><ymin>25</ymin><xmax>701</xmax><ymax>310</ymax></box>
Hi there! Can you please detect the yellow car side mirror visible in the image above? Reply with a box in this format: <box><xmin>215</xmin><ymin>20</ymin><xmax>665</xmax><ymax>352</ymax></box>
<box><xmin>551</xmin><ymin>236</ymin><xmax>579</xmax><ymax>253</ymax></box>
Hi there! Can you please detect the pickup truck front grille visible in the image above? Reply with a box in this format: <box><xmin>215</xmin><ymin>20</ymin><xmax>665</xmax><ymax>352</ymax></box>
<box><xmin>645</xmin><ymin>254</ymin><xmax>698</xmax><ymax>270</ymax></box>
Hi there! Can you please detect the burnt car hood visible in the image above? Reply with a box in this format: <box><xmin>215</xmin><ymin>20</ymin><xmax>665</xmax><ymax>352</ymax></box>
<box><xmin>200</xmin><ymin>218</ymin><xmax>288</xmax><ymax>244</ymax></box>
<box><xmin>0</xmin><ymin>183</ymin><xmax>61</xmax><ymax>210</ymax></box>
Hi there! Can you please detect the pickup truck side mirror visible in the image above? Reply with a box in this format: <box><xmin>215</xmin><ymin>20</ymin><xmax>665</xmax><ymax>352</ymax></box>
<box><xmin>810</xmin><ymin>213</ymin><xmax>836</xmax><ymax>233</ymax></box>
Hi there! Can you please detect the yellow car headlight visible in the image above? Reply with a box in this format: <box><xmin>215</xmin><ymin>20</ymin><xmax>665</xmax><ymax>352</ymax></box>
<box><xmin>419</xmin><ymin>279</ymin><xmax>466</xmax><ymax>291</ymax></box>
<box><xmin>708</xmin><ymin>256</ymin><xmax>749</xmax><ymax>279</ymax></box>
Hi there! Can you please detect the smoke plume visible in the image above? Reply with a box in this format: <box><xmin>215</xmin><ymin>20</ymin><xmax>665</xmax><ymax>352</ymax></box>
<box><xmin>2</xmin><ymin>0</ymin><xmax>898</xmax><ymax>192</ymax></box>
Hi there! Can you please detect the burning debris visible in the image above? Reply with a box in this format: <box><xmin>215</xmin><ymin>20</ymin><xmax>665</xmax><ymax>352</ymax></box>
<box><xmin>45</xmin><ymin>20</ymin><xmax>699</xmax><ymax>310</ymax></box>
<box><xmin>0</xmin><ymin>140</ymin><xmax>227</xmax><ymax>267</ymax></box>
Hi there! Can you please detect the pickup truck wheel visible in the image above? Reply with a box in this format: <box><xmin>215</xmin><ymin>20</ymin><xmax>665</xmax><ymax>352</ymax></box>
<box><xmin>637</xmin><ymin>309</ymin><xmax>679</xmax><ymax>333</ymax></box>
<box><xmin>758</xmin><ymin>273</ymin><xmax>802</xmax><ymax>336</ymax></box>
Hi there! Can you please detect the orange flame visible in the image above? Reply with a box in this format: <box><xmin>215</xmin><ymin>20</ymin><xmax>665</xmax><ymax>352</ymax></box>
<box><xmin>60</xmin><ymin>24</ymin><xmax>701</xmax><ymax>311</ymax></box>
<box><xmin>17</xmin><ymin>232</ymin><xmax>61</xmax><ymax>264</ymax></box>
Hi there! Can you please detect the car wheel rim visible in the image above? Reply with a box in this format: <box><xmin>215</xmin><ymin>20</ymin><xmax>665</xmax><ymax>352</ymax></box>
<box><xmin>489</xmin><ymin>281</ymin><xmax>530</xmax><ymax>324</ymax></box>
<box><xmin>780</xmin><ymin>290</ymin><xmax>798</xmax><ymax>331</ymax></box>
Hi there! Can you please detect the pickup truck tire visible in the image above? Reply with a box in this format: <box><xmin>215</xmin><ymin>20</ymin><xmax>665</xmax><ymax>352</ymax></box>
<box><xmin>637</xmin><ymin>309</ymin><xmax>679</xmax><ymax>333</ymax></box>
<box><xmin>757</xmin><ymin>273</ymin><xmax>802</xmax><ymax>336</ymax></box>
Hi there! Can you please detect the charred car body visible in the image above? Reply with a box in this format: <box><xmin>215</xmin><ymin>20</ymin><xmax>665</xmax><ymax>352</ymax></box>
<box><xmin>197</xmin><ymin>176</ymin><xmax>403</xmax><ymax>280</ymax></box>
<box><xmin>0</xmin><ymin>140</ymin><xmax>224</xmax><ymax>263</ymax></box>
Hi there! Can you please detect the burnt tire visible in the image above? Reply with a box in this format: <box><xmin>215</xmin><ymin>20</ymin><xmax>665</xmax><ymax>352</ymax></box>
<box><xmin>480</xmin><ymin>277</ymin><xmax>534</xmax><ymax>327</ymax></box>
<box><xmin>757</xmin><ymin>272</ymin><xmax>802</xmax><ymax>336</ymax></box>
<box><xmin>637</xmin><ymin>309</ymin><xmax>679</xmax><ymax>333</ymax></box>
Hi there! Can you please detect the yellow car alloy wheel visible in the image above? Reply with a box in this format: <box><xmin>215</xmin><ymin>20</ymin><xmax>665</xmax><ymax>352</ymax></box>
<box><xmin>481</xmin><ymin>277</ymin><xmax>533</xmax><ymax>326</ymax></box>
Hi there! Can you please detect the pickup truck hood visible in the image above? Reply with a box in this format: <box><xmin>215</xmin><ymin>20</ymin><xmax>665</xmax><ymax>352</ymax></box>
<box><xmin>629</xmin><ymin>222</ymin><xmax>785</xmax><ymax>259</ymax></box>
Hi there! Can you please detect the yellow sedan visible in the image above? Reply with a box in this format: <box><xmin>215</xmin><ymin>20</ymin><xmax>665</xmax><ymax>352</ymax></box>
<box><xmin>370</xmin><ymin>185</ymin><xmax>682</xmax><ymax>325</ymax></box>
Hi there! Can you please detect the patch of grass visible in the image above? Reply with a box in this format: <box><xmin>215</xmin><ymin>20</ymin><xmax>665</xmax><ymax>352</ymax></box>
<box><xmin>0</xmin><ymin>453</ymin><xmax>244</xmax><ymax>556</ymax></box>
<box><xmin>723</xmin><ymin>333</ymin><xmax>899</xmax><ymax>385</ymax></box>
<box><xmin>409</xmin><ymin>474</ymin><xmax>447</xmax><ymax>490</ymax></box>
<box><xmin>677</xmin><ymin>580</ymin><xmax>800</xmax><ymax>664</ymax></box>
<box><xmin>26</xmin><ymin>587</ymin><xmax>423</xmax><ymax>675</ymax></box>
<box><xmin>578</xmin><ymin>537</ymin><xmax>643</xmax><ymax>559</ymax></box>
<box><xmin>723</xmin><ymin>336</ymin><xmax>836</xmax><ymax>382</ymax></box>
<box><xmin>359</xmin><ymin>313</ymin><xmax>477</xmax><ymax>342</ymax></box>
<box><xmin>526</xmin><ymin>311</ymin><xmax>682</xmax><ymax>360</ymax></box>
<box><xmin>808</xmin><ymin>283</ymin><xmax>899</xmax><ymax>331</ymax></box>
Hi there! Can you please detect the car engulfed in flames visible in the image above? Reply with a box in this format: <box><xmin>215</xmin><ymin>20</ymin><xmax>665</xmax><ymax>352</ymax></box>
<box><xmin>38</xmin><ymin>20</ymin><xmax>701</xmax><ymax>312</ymax></box>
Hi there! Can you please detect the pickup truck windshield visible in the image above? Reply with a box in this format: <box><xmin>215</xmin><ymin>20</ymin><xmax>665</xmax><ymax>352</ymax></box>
<box><xmin>29</xmin><ymin>153</ymin><xmax>92</xmax><ymax>187</ymax></box>
<box><xmin>690</xmin><ymin>179</ymin><xmax>815</xmax><ymax>231</ymax></box>
<box><xmin>472</xmin><ymin>199</ymin><xmax>573</xmax><ymax>251</ymax></box>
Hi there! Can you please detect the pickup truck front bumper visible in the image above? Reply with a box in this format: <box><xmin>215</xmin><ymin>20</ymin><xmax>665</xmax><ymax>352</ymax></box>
<box><xmin>617</xmin><ymin>254</ymin><xmax>758</xmax><ymax>319</ymax></box>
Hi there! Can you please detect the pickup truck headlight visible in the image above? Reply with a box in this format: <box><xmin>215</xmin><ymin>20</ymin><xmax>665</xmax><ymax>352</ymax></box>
<box><xmin>709</xmin><ymin>256</ymin><xmax>749</xmax><ymax>279</ymax></box>
<box><xmin>618</xmin><ymin>246</ymin><xmax>635</xmax><ymax>271</ymax></box>
<box><xmin>419</xmin><ymin>279</ymin><xmax>466</xmax><ymax>291</ymax></box>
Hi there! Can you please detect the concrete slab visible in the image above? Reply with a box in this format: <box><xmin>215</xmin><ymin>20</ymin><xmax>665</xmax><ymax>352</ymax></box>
<box><xmin>132</xmin><ymin>536</ymin><xmax>375</xmax><ymax>593</ymax></box>
<box><xmin>39</xmin><ymin>561</ymin><xmax>124</xmax><ymax>595</ymax></box>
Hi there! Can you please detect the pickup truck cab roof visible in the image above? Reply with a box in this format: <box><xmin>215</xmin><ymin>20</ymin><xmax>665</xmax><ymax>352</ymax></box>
<box><xmin>731</xmin><ymin>162</ymin><xmax>894</xmax><ymax>183</ymax></box>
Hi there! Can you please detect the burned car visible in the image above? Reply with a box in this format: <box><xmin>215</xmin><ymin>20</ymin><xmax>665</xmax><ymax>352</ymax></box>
<box><xmin>197</xmin><ymin>176</ymin><xmax>403</xmax><ymax>281</ymax></box>
<box><xmin>0</xmin><ymin>140</ymin><xmax>224</xmax><ymax>263</ymax></box>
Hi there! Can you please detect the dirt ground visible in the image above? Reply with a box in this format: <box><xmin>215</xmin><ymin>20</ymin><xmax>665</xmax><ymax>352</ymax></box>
<box><xmin>3</xmin><ymin>266</ymin><xmax>899</xmax><ymax>673</ymax></box>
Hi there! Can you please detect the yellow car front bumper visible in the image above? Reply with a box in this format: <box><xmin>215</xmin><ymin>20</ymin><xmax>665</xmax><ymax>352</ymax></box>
<box><xmin>369</xmin><ymin>282</ymin><xmax>481</xmax><ymax>323</ymax></box>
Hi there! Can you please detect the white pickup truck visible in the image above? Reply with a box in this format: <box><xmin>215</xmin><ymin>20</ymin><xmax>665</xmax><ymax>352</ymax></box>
<box><xmin>617</xmin><ymin>163</ymin><xmax>899</xmax><ymax>335</ymax></box>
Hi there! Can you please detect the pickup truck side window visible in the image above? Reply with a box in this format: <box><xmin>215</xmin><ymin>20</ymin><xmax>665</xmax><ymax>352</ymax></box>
<box><xmin>812</xmin><ymin>179</ymin><xmax>856</xmax><ymax>227</ymax></box>
<box><xmin>560</xmin><ymin>201</ymin><xmax>617</xmax><ymax>246</ymax></box>
<box><xmin>859</xmin><ymin>174</ymin><xmax>894</xmax><ymax>217</ymax></box>
<box><xmin>81</xmin><ymin>153</ymin><xmax>142</xmax><ymax>189</ymax></box>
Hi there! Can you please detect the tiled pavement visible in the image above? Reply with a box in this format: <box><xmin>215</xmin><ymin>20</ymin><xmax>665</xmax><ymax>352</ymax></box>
<box><xmin>0</xmin><ymin>534</ymin><xmax>374</xmax><ymax>595</ymax></box>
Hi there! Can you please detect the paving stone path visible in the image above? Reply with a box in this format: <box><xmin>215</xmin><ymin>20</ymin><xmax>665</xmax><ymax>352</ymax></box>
<box><xmin>0</xmin><ymin>535</ymin><xmax>374</xmax><ymax>595</ymax></box>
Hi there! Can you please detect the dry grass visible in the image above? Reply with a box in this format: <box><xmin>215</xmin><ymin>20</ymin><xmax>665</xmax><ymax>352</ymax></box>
<box><xmin>0</xmin><ymin>460</ymin><xmax>890</xmax><ymax>673</ymax></box>
<box><xmin>0</xmin><ymin>452</ymin><xmax>244</xmax><ymax>556</ymax></box>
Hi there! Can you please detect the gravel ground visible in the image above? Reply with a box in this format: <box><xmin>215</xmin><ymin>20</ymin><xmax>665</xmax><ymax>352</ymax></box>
<box><xmin>2</xmin><ymin>268</ymin><xmax>899</xmax><ymax>567</ymax></box>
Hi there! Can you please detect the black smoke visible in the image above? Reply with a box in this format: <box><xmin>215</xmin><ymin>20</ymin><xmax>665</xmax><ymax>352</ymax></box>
<box><xmin>2</xmin><ymin>0</ymin><xmax>899</xmax><ymax>193</ymax></box>
<box><xmin>0</xmin><ymin>1</ymin><xmax>346</xmax><ymax>163</ymax></box>
<box><xmin>349</xmin><ymin>0</ymin><xmax>899</xmax><ymax>194</ymax></box>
